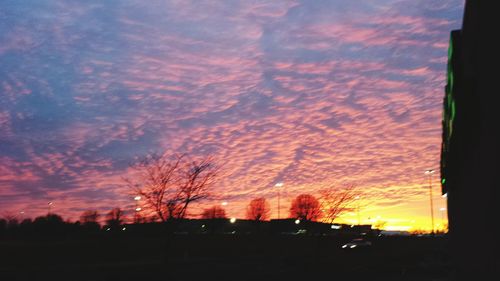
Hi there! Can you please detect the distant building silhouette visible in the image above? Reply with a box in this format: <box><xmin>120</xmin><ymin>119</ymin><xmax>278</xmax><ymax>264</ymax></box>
<box><xmin>441</xmin><ymin>1</ymin><xmax>498</xmax><ymax>279</ymax></box>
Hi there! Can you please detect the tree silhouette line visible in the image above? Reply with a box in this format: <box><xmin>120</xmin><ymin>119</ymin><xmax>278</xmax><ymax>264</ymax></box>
<box><xmin>1</xmin><ymin>152</ymin><xmax>363</xmax><ymax>238</ymax></box>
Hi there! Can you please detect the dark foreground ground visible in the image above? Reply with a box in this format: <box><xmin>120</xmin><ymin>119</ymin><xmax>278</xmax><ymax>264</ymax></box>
<box><xmin>0</xmin><ymin>234</ymin><xmax>450</xmax><ymax>281</ymax></box>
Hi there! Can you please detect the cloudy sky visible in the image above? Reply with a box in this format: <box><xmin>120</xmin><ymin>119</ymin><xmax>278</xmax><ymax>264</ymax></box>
<box><xmin>0</xmin><ymin>0</ymin><xmax>463</xmax><ymax>230</ymax></box>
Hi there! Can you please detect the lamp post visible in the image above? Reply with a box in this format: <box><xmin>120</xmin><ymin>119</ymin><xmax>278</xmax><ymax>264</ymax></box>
<box><xmin>275</xmin><ymin>182</ymin><xmax>283</xmax><ymax>219</ymax></box>
<box><xmin>425</xmin><ymin>169</ymin><xmax>435</xmax><ymax>234</ymax></box>
<box><xmin>48</xmin><ymin>202</ymin><xmax>53</xmax><ymax>215</ymax></box>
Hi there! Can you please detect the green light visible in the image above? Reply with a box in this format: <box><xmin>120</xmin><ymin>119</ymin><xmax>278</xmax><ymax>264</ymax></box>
<box><xmin>442</xmin><ymin>178</ymin><xmax>446</xmax><ymax>185</ymax></box>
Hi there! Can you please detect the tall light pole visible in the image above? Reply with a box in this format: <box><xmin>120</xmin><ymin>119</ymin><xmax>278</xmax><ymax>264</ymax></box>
<box><xmin>48</xmin><ymin>202</ymin><xmax>53</xmax><ymax>215</ymax></box>
<box><xmin>275</xmin><ymin>182</ymin><xmax>283</xmax><ymax>219</ymax></box>
<box><xmin>425</xmin><ymin>169</ymin><xmax>435</xmax><ymax>234</ymax></box>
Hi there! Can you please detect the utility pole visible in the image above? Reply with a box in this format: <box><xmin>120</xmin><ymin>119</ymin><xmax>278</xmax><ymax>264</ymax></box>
<box><xmin>425</xmin><ymin>169</ymin><xmax>435</xmax><ymax>234</ymax></box>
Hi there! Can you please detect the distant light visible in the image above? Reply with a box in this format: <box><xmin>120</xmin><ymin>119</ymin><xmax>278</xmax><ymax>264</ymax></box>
<box><xmin>441</xmin><ymin>178</ymin><xmax>446</xmax><ymax>184</ymax></box>
<box><xmin>331</xmin><ymin>224</ymin><xmax>341</xmax><ymax>229</ymax></box>
<box><xmin>221</xmin><ymin>201</ymin><xmax>228</xmax><ymax>206</ymax></box>
<box><xmin>425</xmin><ymin>169</ymin><xmax>435</xmax><ymax>175</ymax></box>
<box><xmin>48</xmin><ymin>202</ymin><xmax>53</xmax><ymax>205</ymax></box>
<box><xmin>201</xmin><ymin>224</ymin><xmax>205</xmax><ymax>228</ymax></box>
<box><xmin>134</xmin><ymin>196</ymin><xmax>141</xmax><ymax>201</ymax></box>
<box><xmin>275</xmin><ymin>182</ymin><xmax>283</xmax><ymax>187</ymax></box>
<box><xmin>442</xmin><ymin>193</ymin><xmax>448</xmax><ymax>198</ymax></box>
<box><xmin>230</xmin><ymin>218</ymin><xmax>236</xmax><ymax>223</ymax></box>
<box><xmin>440</xmin><ymin>207</ymin><xmax>447</xmax><ymax>211</ymax></box>
<box><xmin>106</xmin><ymin>228</ymin><xmax>110</xmax><ymax>231</ymax></box>
<box><xmin>135</xmin><ymin>207</ymin><xmax>142</xmax><ymax>211</ymax></box>
<box><xmin>342</xmin><ymin>245</ymin><xmax>347</xmax><ymax>249</ymax></box>
<box><xmin>295</xmin><ymin>219</ymin><xmax>300</xmax><ymax>224</ymax></box>
<box><xmin>20</xmin><ymin>211</ymin><xmax>25</xmax><ymax>214</ymax></box>
<box><xmin>351</xmin><ymin>225</ymin><xmax>355</xmax><ymax>228</ymax></box>
<box><xmin>122</xmin><ymin>227</ymin><xmax>126</xmax><ymax>231</ymax></box>
<box><xmin>350</xmin><ymin>245</ymin><xmax>356</xmax><ymax>248</ymax></box>
<box><xmin>355</xmin><ymin>196</ymin><xmax>360</xmax><ymax>199</ymax></box>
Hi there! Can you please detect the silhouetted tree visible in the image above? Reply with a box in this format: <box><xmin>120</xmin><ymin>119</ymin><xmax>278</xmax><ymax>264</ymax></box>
<box><xmin>125</xmin><ymin>153</ymin><xmax>219</xmax><ymax>222</ymax></box>
<box><xmin>246</xmin><ymin>198</ymin><xmax>270</xmax><ymax>221</ymax></box>
<box><xmin>320</xmin><ymin>185</ymin><xmax>360</xmax><ymax>223</ymax></box>
<box><xmin>105</xmin><ymin>208</ymin><xmax>125</xmax><ymax>229</ymax></box>
<box><xmin>201</xmin><ymin>206</ymin><xmax>227</xmax><ymax>219</ymax></box>
<box><xmin>290</xmin><ymin>194</ymin><xmax>321</xmax><ymax>222</ymax></box>
<box><xmin>32</xmin><ymin>214</ymin><xmax>66</xmax><ymax>236</ymax></box>
<box><xmin>80</xmin><ymin>210</ymin><xmax>100</xmax><ymax>231</ymax></box>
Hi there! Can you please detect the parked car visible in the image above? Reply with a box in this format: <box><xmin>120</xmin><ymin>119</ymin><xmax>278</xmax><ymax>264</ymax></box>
<box><xmin>341</xmin><ymin>238</ymin><xmax>372</xmax><ymax>249</ymax></box>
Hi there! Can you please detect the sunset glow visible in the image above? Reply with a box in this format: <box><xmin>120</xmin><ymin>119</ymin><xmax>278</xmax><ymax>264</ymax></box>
<box><xmin>0</xmin><ymin>0</ymin><xmax>463</xmax><ymax>232</ymax></box>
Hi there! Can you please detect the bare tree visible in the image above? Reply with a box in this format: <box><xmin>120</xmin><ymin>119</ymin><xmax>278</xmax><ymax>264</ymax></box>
<box><xmin>246</xmin><ymin>198</ymin><xmax>270</xmax><ymax>221</ymax></box>
<box><xmin>177</xmin><ymin>156</ymin><xmax>219</xmax><ymax>219</ymax></box>
<box><xmin>125</xmin><ymin>153</ymin><xmax>219</xmax><ymax>222</ymax></box>
<box><xmin>80</xmin><ymin>210</ymin><xmax>100</xmax><ymax>225</ymax></box>
<box><xmin>289</xmin><ymin>194</ymin><xmax>321</xmax><ymax>222</ymax></box>
<box><xmin>320</xmin><ymin>185</ymin><xmax>360</xmax><ymax>224</ymax></box>
<box><xmin>105</xmin><ymin>208</ymin><xmax>125</xmax><ymax>228</ymax></box>
<box><xmin>201</xmin><ymin>206</ymin><xmax>227</xmax><ymax>219</ymax></box>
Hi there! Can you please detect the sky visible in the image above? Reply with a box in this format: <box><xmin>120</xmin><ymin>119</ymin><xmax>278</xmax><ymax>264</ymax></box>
<box><xmin>0</xmin><ymin>0</ymin><xmax>464</xmax><ymax>231</ymax></box>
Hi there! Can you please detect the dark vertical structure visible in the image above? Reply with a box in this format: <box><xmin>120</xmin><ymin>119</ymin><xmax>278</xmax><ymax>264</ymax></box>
<box><xmin>441</xmin><ymin>1</ymin><xmax>498</xmax><ymax>279</ymax></box>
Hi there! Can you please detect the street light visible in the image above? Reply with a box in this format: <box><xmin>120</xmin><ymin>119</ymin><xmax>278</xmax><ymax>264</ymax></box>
<box><xmin>134</xmin><ymin>196</ymin><xmax>141</xmax><ymax>223</ymax></box>
<box><xmin>425</xmin><ymin>169</ymin><xmax>435</xmax><ymax>234</ymax></box>
<box><xmin>48</xmin><ymin>202</ymin><xmax>53</xmax><ymax>215</ymax></box>
<box><xmin>275</xmin><ymin>182</ymin><xmax>283</xmax><ymax>219</ymax></box>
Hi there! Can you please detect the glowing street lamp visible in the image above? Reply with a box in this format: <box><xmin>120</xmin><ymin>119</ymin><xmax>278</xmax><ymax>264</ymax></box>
<box><xmin>134</xmin><ymin>196</ymin><xmax>141</xmax><ymax>223</ymax></box>
<box><xmin>295</xmin><ymin>219</ymin><xmax>300</xmax><ymax>225</ymax></box>
<box><xmin>229</xmin><ymin>217</ymin><xmax>236</xmax><ymax>223</ymax></box>
<box><xmin>425</xmin><ymin>169</ymin><xmax>435</xmax><ymax>234</ymax></box>
<box><xmin>48</xmin><ymin>202</ymin><xmax>53</xmax><ymax>215</ymax></box>
<box><xmin>275</xmin><ymin>182</ymin><xmax>284</xmax><ymax>219</ymax></box>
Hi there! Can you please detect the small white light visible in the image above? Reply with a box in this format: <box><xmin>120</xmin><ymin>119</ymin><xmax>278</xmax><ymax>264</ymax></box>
<box><xmin>134</xmin><ymin>196</ymin><xmax>141</xmax><ymax>201</ymax></box>
<box><xmin>106</xmin><ymin>228</ymin><xmax>110</xmax><ymax>231</ymax></box>
<box><xmin>342</xmin><ymin>245</ymin><xmax>347</xmax><ymax>248</ymax></box>
<box><xmin>230</xmin><ymin>218</ymin><xmax>236</xmax><ymax>223</ymax></box>
<box><xmin>442</xmin><ymin>193</ymin><xmax>448</xmax><ymax>198</ymax></box>
<box><xmin>221</xmin><ymin>201</ymin><xmax>228</xmax><ymax>206</ymax></box>
<box><xmin>201</xmin><ymin>224</ymin><xmax>205</xmax><ymax>228</ymax></box>
<box><xmin>350</xmin><ymin>245</ymin><xmax>356</xmax><ymax>248</ymax></box>
<box><xmin>295</xmin><ymin>219</ymin><xmax>300</xmax><ymax>224</ymax></box>
<box><xmin>275</xmin><ymin>182</ymin><xmax>283</xmax><ymax>187</ymax></box>
<box><xmin>331</xmin><ymin>224</ymin><xmax>341</xmax><ymax>229</ymax></box>
<box><xmin>122</xmin><ymin>227</ymin><xmax>126</xmax><ymax>231</ymax></box>
<box><xmin>135</xmin><ymin>207</ymin><xmax>142</xmax><ymax>211</ymax></box>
